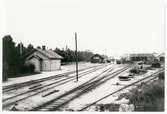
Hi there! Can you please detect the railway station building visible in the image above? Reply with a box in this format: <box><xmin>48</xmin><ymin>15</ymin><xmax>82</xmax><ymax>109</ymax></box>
<box><xmin>25</xmin><ymin>46</ymin><xmax>63</xmax><ymax>72</ymax></box>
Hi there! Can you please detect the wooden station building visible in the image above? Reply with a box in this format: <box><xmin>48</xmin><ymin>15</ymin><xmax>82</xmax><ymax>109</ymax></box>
<box><xmin>25</xmin><ymin>46</ymin><xmax>63</xmax><ymax>72</ymax></box>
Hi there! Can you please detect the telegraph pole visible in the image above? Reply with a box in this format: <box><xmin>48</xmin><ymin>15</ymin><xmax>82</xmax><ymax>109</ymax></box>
<box><xmin>75</xmin><ymin>32</ymin><xmax>78</xmax><ymax>82</ymax></box>
<box><xmin>164</xmin><ymin>4</ymin><xmax>166</xmax><ymax>51</ymax></box>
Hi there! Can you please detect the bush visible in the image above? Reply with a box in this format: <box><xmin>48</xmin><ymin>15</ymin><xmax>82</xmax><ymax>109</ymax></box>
<box><xmin>129</xmin><ymin>68</ymin><xmax>140</xmax><ymax>74</ymax></box>
<box><xmin>28</xmin><ymin>63</ymin><xmax>35</xmax><ymax>72</ymax></box>
<box><xmin>106</xmin><ymin>60</ymin><xmax>111</xmax><ymax>63</ymax></box>
<box><xmin>20</xmin><ymin>63</ymin><xmax>35</xmax><ymax>73</ymax></box>
<box><xmin>96</xmin><ymin>104</ymin><xmax>120</xmax><ymax>111</ymax></box>
<box><xmin>116</xmin><ymin>61</ymin><xmax>121</xmax><ymax>64</ymax></box>
<box><xmin>151</xmin><ymin>62</ymin><xmax>161</xmax><ymax>68</ymax></box>
<box><xmin>128</xmin><ymin>79</ymin><xmax>164</xmax><ymax>111</ymax></box>
<box><xmin>158</xmin><ymin>72</ymin><xmax>164</xmax><ymax>80</ymax></box>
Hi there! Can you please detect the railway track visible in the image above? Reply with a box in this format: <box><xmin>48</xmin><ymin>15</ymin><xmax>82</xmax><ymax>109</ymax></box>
<box><xmin>3</xmin><ymin>64</ymin><xmax>112</xmax><ymax>109</ymax></box>
<box><xmin>3</xmin><ymin>64</ymin><xmax>104</xmax><ymax>93</ymax></box>
<box><xmin>30</xmin><ymin>65</ymin><xmax>131</xmax><ymax>111</ymax></box>
<box><xmin>3</xmin><ymin>65</ymin><xmax>107</xmax><ymax>93</ymax></box>
<box><xmin>78</xmin><ymin>68</ymin><xmax>164</xmax><ymax>111</ymax></box>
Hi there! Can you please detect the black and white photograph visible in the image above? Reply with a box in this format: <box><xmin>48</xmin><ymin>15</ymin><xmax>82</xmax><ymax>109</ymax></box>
<box><xmin>1</xmin><ymin>0</ymin><xmax>166</xmax><ymax>112</ymax></box>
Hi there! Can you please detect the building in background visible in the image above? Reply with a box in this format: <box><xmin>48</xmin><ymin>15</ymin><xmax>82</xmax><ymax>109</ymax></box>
<box><xmin>128</xmin><ymin>53</ymin><xmax>155</xmax><ymax>62</ymax></box>
<box><xmin>90</xmin><ymin>54</ymin><xmax>105</xmax><ymax>63</ymax></box>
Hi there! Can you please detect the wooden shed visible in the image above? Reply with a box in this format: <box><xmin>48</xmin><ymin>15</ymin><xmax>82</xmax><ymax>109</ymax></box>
<box><xmin>25</xmin><ymin>47</ymin><xmax>63</xmax><ymax>72</ymax></box>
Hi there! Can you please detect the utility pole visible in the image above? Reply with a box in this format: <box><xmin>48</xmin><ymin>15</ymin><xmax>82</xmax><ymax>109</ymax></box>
<box><xmin>164</xmin><ymin>4</ymin><xmax>166</xmax><ymax>51</ymax></box>
<box><xmin>75</xmin><ymin>32</ymin><xmax>78</xmax><ymax>82</ymax></box>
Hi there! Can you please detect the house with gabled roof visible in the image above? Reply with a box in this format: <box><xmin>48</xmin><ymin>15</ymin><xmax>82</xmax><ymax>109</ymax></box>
<box><xmin>25</xmin><ymin>46</ymin><xmax>63</xmax><ymax>72</ymax></box>
<box><xmin>90</xmin><ymin>54</ymin><xmax>105</xmax><ymax>63</ymax></box>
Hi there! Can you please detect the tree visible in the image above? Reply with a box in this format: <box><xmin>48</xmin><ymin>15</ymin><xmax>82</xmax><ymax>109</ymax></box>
<box><xmin>3</xmin><ymin>36</ymin><xmax>37</xmax><ymax>80</ymax></box>
<box><xmin>3</xmin><ymin>35</ymin><xmax>20</xmax><ymax>80</ymax></box>
<box><xmin>16</xmin><ymin>42</ymin><xmax>26</xmax><ymax>56</ymax></box>
<box><xmin>54</xmin><ymin>47</ymin><xmax>94</xmax><ymax>63</ymax></box>
<box><xmin>26</xmin><ymin>44</ymin><xmax>34</xmax><ymax>53</ymax></box>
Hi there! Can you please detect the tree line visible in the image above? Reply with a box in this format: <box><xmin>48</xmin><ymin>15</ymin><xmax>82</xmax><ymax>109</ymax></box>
<box><xmin>2</xmin><ymin>35</ymin><xmax>97</xmax><ymax>81</ymax></box>
<box><xmin>54</xmin><ymin>47</ymin><xmax>94</xmax><ymax>63</ymax></box>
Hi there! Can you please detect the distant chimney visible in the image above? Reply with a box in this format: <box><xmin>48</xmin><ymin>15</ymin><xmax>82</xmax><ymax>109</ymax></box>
<box><xmin>42</xmin><ymin>46</ymin><xmax>46</xmax><ymax>50</ymax></box>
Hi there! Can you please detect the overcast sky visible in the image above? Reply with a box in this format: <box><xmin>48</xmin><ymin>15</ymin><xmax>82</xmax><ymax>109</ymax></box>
<box><xmin>4</xmin><ymin>0</ymin><xmax>166</xmax><ymax>56</ymax></box>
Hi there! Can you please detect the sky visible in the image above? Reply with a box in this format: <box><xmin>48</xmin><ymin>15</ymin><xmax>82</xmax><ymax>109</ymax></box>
<box><xmin>4</xmin><ymin>0</ymin><xmax>166</xmax><ymax>57</ymax></box>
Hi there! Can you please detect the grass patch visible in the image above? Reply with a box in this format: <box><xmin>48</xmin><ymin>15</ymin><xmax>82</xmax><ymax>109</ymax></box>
<box><xmin>117</xmin><ymin>71</ymin><xmax>164</xmax><ymax>112</ymax></box>
<box><xmin>95</xmin><ymin>103</ymin><xmax>120</xmax><ymax>111</ymax></box>
<box><xmin>119</xmin><ymin>79</ymin><xmax>164</xmax><ymax>111</ymax></box>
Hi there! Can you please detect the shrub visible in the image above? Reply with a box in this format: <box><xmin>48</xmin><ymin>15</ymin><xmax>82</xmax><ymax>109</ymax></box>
<box><xmin>106</xmin><ymin>60</ymin><xmax>111</xmax><ymax>63</ymax></box>
<box><xmin>96</xmin><ymin>104</ymin><xmax>120</xmax><ymax>111</ymax></box>
<box><xmin>128</xmin><ymin>79</ymin><xmax>164</xmax><ymax>111</ymax></box>
<box><xmin>151</xmin><ymin>62</ymin><xmax>161</xmax><ymax>68</ymax></box>
<box><xmin>159</xmin><ymin>72</ymin><xmax>164</xmax><ymax>80</ymax></box>
<box><xmin>28</xmin><ymin>63</ymin><xmax>35</xmax><ymax>72</ymax></box>
<box><xmin>129</xmin><ymin>68</ymin><xmax>140</xmax><ymax>74</ymax></box>
<box><xmin>20</xmin><ymin>63</ymin><xmax>35</xmax><ymax>73</ymax></box>
<box><xmin>116</xmin><ymin>61</ymin><xmax>121</xmax><ymax>64</ymax></box>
